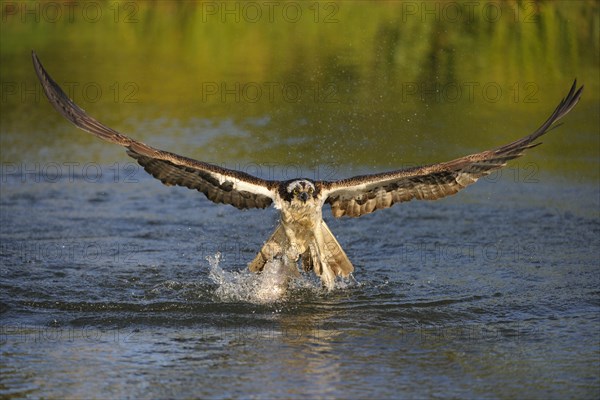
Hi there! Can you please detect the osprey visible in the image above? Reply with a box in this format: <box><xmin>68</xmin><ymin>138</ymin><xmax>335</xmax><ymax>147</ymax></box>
<box><xmin>32</xmin><ymin>51</ymin><xmax>583</xmax><ymax>290</ymax></box>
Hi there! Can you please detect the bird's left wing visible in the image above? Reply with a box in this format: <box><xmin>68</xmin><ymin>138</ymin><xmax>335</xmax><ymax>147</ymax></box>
<box><xmin>32</xmin><ymin>51</ymin><xmax>278</xmax><ymax>210</ymax></box>
<box><xmin>320</xmin><ymin>81</ymin><xmax>583</xmax><ymax>218</ymax></box>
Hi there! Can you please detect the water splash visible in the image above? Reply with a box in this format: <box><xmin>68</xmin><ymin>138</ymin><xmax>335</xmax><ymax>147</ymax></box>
<box><xmin>207</xmin><ymin>253</ymin><xmax>289</xmax><ymax>303</ymax></box>
<box><xmin>206</xmin><ymin>253</ymin><xmax>353</xmax><ymax>304</ymax></box>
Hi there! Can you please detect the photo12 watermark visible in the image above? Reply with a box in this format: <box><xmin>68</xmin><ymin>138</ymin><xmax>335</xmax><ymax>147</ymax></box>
<box><xmin>215</xmin><ymin>161</ymin><xmax>340</xmax><ymax>182</ymax></box>
<box><xmin>396</xmin><ymin>240</ymin><xmax>543</xmax><ymax>266</ymax></box>
<box><xmin>0</xmin><ymin>321</ymin><xmax>340</xmax><ymax>344</ymax></box>
<box><xmin>198</xmin><ymin>1</ymin><xmax>340</xmax><ymax>24</ymax></box>
<box><xmin>2</xmin><ymin>240</ymin><xmax>141</xmax><ymax>266</ymax></box>
<box><xmin>200</xmin><ymin>81</ymin><xmax>338</xmax><ymax>104</ymax></box>
<box><xmin>1</xmin><ymin>1</ymin><xmax>139</xmax><ymax>24</ymax></box>
<box><xmin>400</xmin><ymin>1</ymin><xmax>539</xmax><ymax>23</ymax></box>
<box><xmin>0</xmin><ymin>320</ymin><xmax>535</xmax><ymax>346</ymax></box>
<box><xmin>1</xmin><ymin>80</ymin><xmax>139</xmax><ymax>105</ymax></box>
<box><xmin>400</xmin><ymin>81</ymin><xmax>539</xmax><ymax>104</ymax></box>
<box><xmin>393</xmin><ymin>321</ymin><xmax>536</xmax><ymax>343</ymax></box>
<box><xmin>1</xmin><ymin>162</ymin><xmax>141</xmax><ymax>184</ymax></box>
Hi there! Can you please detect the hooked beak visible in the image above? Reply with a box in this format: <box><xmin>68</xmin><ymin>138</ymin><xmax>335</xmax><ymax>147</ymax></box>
<box><xmin>299</xmin><ymin>192</ymin><xmax>309</xmax><ymax>202</ymax></box>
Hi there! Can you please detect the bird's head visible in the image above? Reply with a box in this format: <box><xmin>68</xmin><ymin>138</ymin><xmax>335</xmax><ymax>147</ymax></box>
<box><xmin>286</xmin><ymin>179</ymin><xmax>316</xmax><ymax>203</ymax></box>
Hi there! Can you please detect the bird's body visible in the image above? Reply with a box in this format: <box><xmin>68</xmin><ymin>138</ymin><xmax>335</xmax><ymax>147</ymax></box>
<box><xmin>250</xmin><ymin>179</ymin><xmax>353</xmax><ymax>289</ymax></box>
<box><xmin>32</xmin><ymin>51</ymin><xmax>583</xmax><ymax>291</ymax></box>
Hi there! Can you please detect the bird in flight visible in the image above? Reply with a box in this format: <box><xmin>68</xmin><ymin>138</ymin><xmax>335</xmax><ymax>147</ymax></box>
<box><xmin>32</xmin><ymin>51</ymin><xmax>583</xmax><ymax>290</ymax></box>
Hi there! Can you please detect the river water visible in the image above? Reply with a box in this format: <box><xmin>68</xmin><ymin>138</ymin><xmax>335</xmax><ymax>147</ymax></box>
<box><xmin>1</xmin><ymin>163</ymin><xmax>598</xmax><ymax>398</ymax></box>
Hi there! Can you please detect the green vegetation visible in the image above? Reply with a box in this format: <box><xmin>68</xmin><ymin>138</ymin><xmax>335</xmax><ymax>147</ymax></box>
<box><xmin>1</xmin><ymin>0</ymin><xmax>598</xmax><ymax>179</ymax></box>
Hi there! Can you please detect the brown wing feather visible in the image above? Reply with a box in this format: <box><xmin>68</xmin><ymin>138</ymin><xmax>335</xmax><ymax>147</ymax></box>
<box><xmin>321</xmin><ymin>81</ymin><xmax>583</xmax><ymax>218</ymax></box>
<box><xmin>32</xmin><ymin>51</ymin><xmax>277</xmax><ymax>210</ymax></box>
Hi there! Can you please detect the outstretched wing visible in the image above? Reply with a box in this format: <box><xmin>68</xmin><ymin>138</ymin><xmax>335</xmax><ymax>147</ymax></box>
<box><xmin>321</xmin><ymin>81</ymin><xmax>583</xmax><ymax>218</ymax></box>
<box><xmin>32</xmin><ymin>51</ymin><xmax>277</xmax><ymax>210</ymax></box>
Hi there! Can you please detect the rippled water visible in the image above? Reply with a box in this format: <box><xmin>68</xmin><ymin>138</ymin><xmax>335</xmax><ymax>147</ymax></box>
<box><xmin>1</xmin><ymin>166</ymin><xmax>598</xmax><ymax>398</ymax></box>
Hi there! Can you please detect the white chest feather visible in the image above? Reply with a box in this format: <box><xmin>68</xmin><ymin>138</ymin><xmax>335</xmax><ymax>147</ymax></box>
<box><xmin>279</xmin><ymin>199</ymin><xmax>323</xmax><ymax>254</ymax></box>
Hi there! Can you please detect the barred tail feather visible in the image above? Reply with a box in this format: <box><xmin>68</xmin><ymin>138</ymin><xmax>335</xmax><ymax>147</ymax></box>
<box><xmin>319</xmin><ymin>222</ymin><xmax>354</xmax><ymax>278</ymax></box>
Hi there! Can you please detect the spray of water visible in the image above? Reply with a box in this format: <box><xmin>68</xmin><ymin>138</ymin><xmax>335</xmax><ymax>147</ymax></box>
<box><xmin>206</xmin><ymin>253</ymin><xmax>355</xmax><ymax>304</ymax></box>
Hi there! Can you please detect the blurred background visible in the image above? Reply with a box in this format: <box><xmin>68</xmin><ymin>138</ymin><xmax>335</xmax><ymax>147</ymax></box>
<box><xmin>1</xmin><ymin>0</ymin><xmax>598</xmax><ymax>179</ymax></box>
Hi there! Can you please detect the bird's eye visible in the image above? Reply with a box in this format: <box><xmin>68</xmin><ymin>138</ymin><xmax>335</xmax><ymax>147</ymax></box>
<box><xmin>308</xmin><ymin>187</ymin><xmax>314</xmax><ymax>194</ymax></box>
<box><xmin>293</xmin><ymin>188</ymin><xmax>299</xmax><ymax>194</ymax></box>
